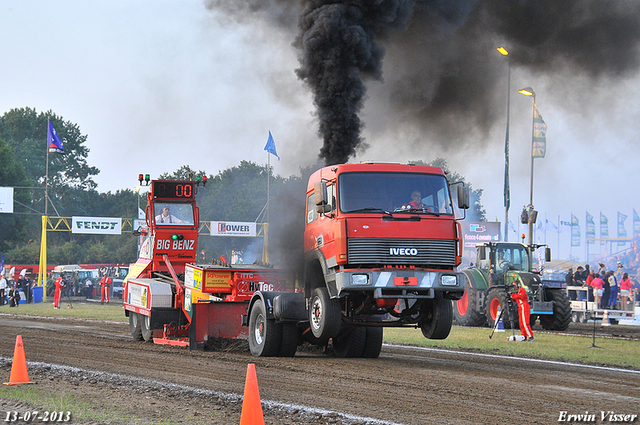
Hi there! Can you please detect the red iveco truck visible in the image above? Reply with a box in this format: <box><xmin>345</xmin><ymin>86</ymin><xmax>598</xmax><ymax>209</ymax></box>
<box><xmin>245</xmin><ymin>162</ymin><xmax>469</xmax><ymax>357</ymax></box>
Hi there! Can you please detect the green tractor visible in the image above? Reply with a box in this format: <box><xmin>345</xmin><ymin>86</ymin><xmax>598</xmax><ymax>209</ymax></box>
<box><xmin>454</xmin><ymin>242</ymin><xmax>571</xmax><ymax>331</ymax></box>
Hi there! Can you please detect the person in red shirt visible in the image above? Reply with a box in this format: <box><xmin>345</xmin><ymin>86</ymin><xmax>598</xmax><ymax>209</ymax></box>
<box><xmin>591</xmin><ymin>273</ymin><xmax>605</xmax><ymax>308</ymax></box>
<box><xmin>402</xmin><ymin>191</ymin><xmax>431</xmax><ymax>211</ymax></box>
<box><xmin>510</xmin><ymin>281</ymin><xmax>534</xmax><ymax>341</ymax></box>
<box><xmin>54</xmin><ymin>274</ymin><xmax>65</xmax><ymax>309</ymax></box>
<box><xmin>100</xmin><ymin>275</ymin><xmax>112</xmax><ymax>304</ymax></box>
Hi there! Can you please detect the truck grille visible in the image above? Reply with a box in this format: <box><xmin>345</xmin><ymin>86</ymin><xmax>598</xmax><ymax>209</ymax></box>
<box><xmin>347</xmin><ymin>238</ymin><xmax>457</xmax><ymax>266</ymax></box>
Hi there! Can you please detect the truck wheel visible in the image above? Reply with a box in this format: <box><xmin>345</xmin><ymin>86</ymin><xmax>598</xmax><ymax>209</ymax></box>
<box><xmin>485</xmin><ymin>288</ymin><xmax>518</xmax><ymax>330</ymax></box>
<box><xmin>539</xmin><ymin>289</ymin><xmax>572</xmax><ymax>331</ymax></box>
<box><xmin>333</xmin><ymin>327</ymin><xmax>366</xmax><ymax>358</ymax></box>
<box><xmin>362</xmin><ymin>327</ymin><xmax>383</xmax><ymax>358</ymax></box>
<box><xmin>129</xmin><ymin>313</ymin><xmax>143</xmax><ymax>341</ymax></box>
<box><xmin>453</xmin><ymin>287</ymin><xmax>486</xmax><ymax>327</ymax></box>
<box><xmin>420</xmin><ymin>293</ymin><xmax>453</xmax><ymax>340</ymax></box>
<box><xmin>309</xmin><ymin>288</ymin><xmax>342</xmax><ymax>340</ymax></box>
<box><xmin>278</xmin><ymin>323</ymin><xmax>300</xmax><ymax>357</ymax></box>
<box><xmin>141</xmin><ymin>314</ymin><xmax>153</xmax><ymax>342</ymax></box>
<box><xmin>248</xmin><ymin>299</ymin><xmax>282</xmax><ymax>357</ymax></box>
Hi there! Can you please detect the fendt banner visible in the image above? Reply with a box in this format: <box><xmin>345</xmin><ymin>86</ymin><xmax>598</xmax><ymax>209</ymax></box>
<box><xmin>210</xmin><ymin>221</ymin><xmax>256</xmax><ymax>237</ymax></box>
<box><xmin>72</xmin><ymin>217</ymin><xmax>122</xmax><ymax>234</ymax></box>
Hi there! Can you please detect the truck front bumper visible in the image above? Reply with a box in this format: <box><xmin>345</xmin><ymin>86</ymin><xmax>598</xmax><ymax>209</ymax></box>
<box><xmin>333</xmin><ymin>269</ymin><xmax>465</xmax><ymax>300</ymax></box>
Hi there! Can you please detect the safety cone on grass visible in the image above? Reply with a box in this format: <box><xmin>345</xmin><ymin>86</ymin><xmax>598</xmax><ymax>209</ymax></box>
<box><xmin>239</xmin><ymin>363</ymin><xmax>264</xmax><ymax>425</ymax></box>
<box><xmin>602</xmin><ymin>310</ymin><xmax>611</xmax><ymax>327</ymax></box>
<box><xmin>3</xmin><ymin>335</ymin><xmax>34</xmax><ymax>386</ymax></box>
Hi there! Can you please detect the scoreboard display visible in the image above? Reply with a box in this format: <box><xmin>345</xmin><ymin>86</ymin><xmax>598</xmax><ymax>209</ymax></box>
<box><xmin>152</xmin><ymin>181</ymin><xmax>195</xmax><ymax>200</ymax></box>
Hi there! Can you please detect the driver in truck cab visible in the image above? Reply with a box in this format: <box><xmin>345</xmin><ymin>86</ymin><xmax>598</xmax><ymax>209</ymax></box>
<box><xmin>402</xmin><ymin>191</ymin><xmax>431</xmax><ymax>211</ymax></box>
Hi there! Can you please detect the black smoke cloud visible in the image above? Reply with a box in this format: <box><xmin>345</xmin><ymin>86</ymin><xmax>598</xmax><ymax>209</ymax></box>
<box><xmin>207</xmin><ymin>0</ymin><xmax>640</xmax><ymax>160</ymax></box>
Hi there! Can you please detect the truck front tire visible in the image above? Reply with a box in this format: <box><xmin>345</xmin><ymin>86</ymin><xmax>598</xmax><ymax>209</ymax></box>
<box><xmin>420</xmin><ymin>293</ymin><xmax>453</xmax><ymax>340</ymax></box>
<box><xmin>309</xmin><ymin>287</ymin><xmax>342</xmax><ymax>341</ymax></box>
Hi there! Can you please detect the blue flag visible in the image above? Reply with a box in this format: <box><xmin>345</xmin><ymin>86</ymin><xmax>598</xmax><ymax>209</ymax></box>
<box><xmin>264</xmin><ymin>131</ymin><xmax>280</xmax><ymax>160</ymax></box>
<box><xmin>47</xmin><ymin>119</ymin><xmax>64</xmax><ymax>154</ymax></box>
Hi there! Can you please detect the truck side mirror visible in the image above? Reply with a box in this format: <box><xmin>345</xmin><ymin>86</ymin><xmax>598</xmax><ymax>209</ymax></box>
<box><xmin>545</xmin><ymin>247</ymin><xmax>551</xmax><ymax>262</ymax></box>
<box><xmin>315</xmin><ymin>181</ymin><xmax>331</xmax><ymax>214</ymax></box>
<box><xmin>457</xmin><ymin>185</ymin><xmax>470</xmax><ymax>210</ymax></box>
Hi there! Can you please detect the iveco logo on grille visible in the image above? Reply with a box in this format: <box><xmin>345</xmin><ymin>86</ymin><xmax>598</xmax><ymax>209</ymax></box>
<box><xmin>389</xmin><ymin>248</ymin><xmax>418</xmax><ymax>256</ymax></box>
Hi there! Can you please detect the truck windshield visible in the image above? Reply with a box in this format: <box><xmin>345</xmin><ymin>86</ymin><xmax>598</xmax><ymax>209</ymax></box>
<box><xmin>153</xmin><ymin>201</ymin><xmax>194</xmax><ymax>225</ymax></box>
<box><xmin>338</xmin><ymin>172</ymin><xmax>453</xmax><ymax>215</ymax></box>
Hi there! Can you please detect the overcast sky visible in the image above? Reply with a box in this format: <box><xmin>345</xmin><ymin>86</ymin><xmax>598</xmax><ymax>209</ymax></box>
<box><xmin>2</xmin><ymin>0</ymin><xmax>639</xmax><ymax>262</ymax></box>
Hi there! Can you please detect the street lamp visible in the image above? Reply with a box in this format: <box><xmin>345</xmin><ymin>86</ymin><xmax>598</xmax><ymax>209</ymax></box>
<box><xmin>518</xmin><ymin>86</ymin><xmax>538</xmax><ymax>245</ymax></box>
<box><xmin>497</xmin><ymin>47</ymin><xmax>510</xmax><ymax>242</ymax></box>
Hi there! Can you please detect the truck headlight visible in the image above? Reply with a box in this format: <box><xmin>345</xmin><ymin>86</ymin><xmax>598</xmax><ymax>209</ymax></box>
<box><xmin>441</xmin><ymin>275</ymin><xmax>457</xmax><ymax>286</ymax></box>
<box><xmin>351</xmin><ymin>274</ymin><xmax>369</xmax><ymax>285</ymax></box>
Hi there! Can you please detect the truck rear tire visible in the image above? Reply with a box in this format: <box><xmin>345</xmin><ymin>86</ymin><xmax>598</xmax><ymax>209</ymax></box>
<box><xmin>539</xmin><ymin>289</ymin><xmax>572</xmax><ymax>331</ymax></box>
<box><xmin>333</xmin><ymin>327</ymin><xmax>366</xmax><ymax>358</ymax></box>
<box><xmin>129</xmin><ymin>312</ymin><xmax>144</xmax><ymax>341</ymax></box>
<box><xmin>453</xmin><ymin>287</ymin><xmax>486</xmax><ymax>327</ymax></box>
<box><xmin>309</xmin><ymin>287</ymin><xmax>342</xmax><ymax>341</ymax></box>
<box><xmin>362</xmin><ymin>327</ymin><xmax>383</xmax><ymax>358</ymax></box>
<box><xmin>420</xmin><ymin>293</ymin><xmax>453</xmax><ymax>340</ymax></box>
<box><xmin>249</xmin><ymin>299</ymin><xmax>282</xmax><ymax>357</ymax></box>
<box><xmin>278</xmin><ymin>323</ymin><xmax>299</xmax><ymax>357</ymax></box>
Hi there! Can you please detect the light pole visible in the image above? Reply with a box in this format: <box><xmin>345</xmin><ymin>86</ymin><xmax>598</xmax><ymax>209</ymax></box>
<box><xmin>497</xmin><ymin>47</ymin><xmax>510</xmax><ymax>242</ymax></box>
<box><xmin>518</xmin><ymin>87</ymin><xmax>537</xmax><ymax>245</ymax></box>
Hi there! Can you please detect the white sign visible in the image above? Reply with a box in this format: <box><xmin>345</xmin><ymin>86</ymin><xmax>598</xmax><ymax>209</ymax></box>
<box><xmin>72</xmin><ymin>216</ymin><xmax>122</xmax><ymax>234</ymax></box>
<box><xmin>210</xmin><ymin>221</ymin><xmax>256</xmax><ymax>237</ymax></box>
<box><xmin>0</xmin><ymin>187</ymin><xmax>14</xmax><ymax>213</ymax></box>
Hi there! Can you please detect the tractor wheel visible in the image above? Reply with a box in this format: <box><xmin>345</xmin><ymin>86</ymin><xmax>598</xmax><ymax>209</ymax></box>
<box><xmin>362</xmin><ymin>327</ymin><xmax>383</xmax><ymax>358</ymax></box>
<box><xmin>141</xmin><ymin>314</ymin><xmax>153</xmax><ymax>342</ymax></box>
<box><xmin>539</xmin><ymin>289</ymin><xmax>572</xmax><ymax>331</ymax></box>
<box><xmin>278</xmin><ymin>323</ymin><xmax>300</xmax><ymax>357</ymax></box>
<box><xmin>420</xmin><ymin>293</ymin><xmax>453</xmax><ymax>340</ymax></box>
<box><xmin>309</xmin><ymin>287</ymin><xmax>342</xmax><ymax>341</ymax></box>
<box><xmin>485</xmin><ymin>288</ymin><xmax>518</xmax><ymax>330</ymax></box>
<box><xmin>333</xmin><ymin>327</ymin><xmax>367</xmax><ymax>358</ymax></box>
<box><xmin>129</xmin><ymin>312</ymin><xmax>143</xmax><ymax>341</ymax></box>
<box><xmin>248</xmin><ymin>299</ymin><xmax>282</xmax><ymax>357</ymax></box>
<box><xmin>453</xmin><ymin>287</ymin><xmax>486</xmax><ymax>327</ymax></box>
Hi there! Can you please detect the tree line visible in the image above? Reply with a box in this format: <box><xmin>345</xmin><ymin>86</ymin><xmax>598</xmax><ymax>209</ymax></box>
<box><xmin>0</xmin><ymin>107</ymin><xmax>485</xmax><ymax>267</ymax></box>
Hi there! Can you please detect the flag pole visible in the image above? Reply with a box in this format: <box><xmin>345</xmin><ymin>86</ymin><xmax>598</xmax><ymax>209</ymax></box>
<box><xmin>39</xmin><ymin>122</ymin><xmax>50</xmax><ymax>300</ymax></box>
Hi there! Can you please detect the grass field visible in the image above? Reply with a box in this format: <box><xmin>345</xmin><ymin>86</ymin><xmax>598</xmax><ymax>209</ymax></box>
<box><xmin>2</xmin><ymin>300</ymin><xmax>639</xmax><ymax>369</ymax></box>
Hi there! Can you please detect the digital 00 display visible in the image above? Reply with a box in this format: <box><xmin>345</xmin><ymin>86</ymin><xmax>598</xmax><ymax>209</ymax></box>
<box><xmin>152</xmin><ymin>181</ymin><xmax>195</xmax><ymax>199</ymax></box>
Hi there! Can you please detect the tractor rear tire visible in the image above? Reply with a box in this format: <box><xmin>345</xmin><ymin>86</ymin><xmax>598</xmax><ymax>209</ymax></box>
<box><xmin>309</xmin><ymin>287</ymin><xmax>342</xmax><ymax>341</ymax></box>
<box><xmin>453</xmin><ymin>287</ymin><xmax>486</xmax><ymax>327</ymax></box>
<box><xmin>129</xmin><ymin>312</ymin><xmax>144</xmax><ymax>341</ymax></box>
<box><xmin>249</xmin><ymin>299</ymin><xmax>282</xmax><ymax>357</ymax></box>
<box><xmin>420</xmin><ymin>293</ymin><xmax>453</xmax><ymax>340</ymax></box>
<box><xmin>485</xmin><ymin>287</ymin><xmax>518</xmax><ymax>330</ymax></box>
<box><xmin>539</xmin><ymin>289</ymin><xmax>572</xmax><ymax>331</ymax></box>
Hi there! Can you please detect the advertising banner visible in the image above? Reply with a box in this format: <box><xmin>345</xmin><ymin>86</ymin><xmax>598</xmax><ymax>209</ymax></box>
<box><xmin>210</xmin><ymin>221</ymin><xmax>256</xmax><ymax>237</ymax></box>
<box><xmin>463</xmin><ymin>222</ymin><xmax>501</xmax><ymax>249</ymax></box>
<box><xmin>72</xmin><ymin>217</ymin><xmax>122</xmax><ymax>234</ymax></box>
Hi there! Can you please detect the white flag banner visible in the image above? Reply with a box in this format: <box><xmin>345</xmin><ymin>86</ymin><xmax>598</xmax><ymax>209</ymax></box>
<box><xmin>0</xmin><ymin>187</ymin><xmax>14</xmax><ymax>213</ymax></box>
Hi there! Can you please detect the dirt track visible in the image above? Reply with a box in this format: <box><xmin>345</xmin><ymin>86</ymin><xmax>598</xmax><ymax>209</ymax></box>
<box><xmin>1</xmin><ymin>313</ymin><xmax>639</xmax><ymax>425</ymax></box>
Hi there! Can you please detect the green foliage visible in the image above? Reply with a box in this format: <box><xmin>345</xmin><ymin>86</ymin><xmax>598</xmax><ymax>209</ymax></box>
<box><xmin>0</xmin><ymin>138</ymin><xmax>32</xmax><ymax>251</ymax></box>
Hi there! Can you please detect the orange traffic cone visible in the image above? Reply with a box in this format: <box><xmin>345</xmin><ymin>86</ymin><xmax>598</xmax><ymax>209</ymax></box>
<box><xmin>3</xmin><ymin>335</ymin><xmax>34</xmax><ymax>386</ymax></box>
<box><xmin>239</xmin><ymin>363</ymin><xmax>264</xmax><ymax>425</ymax></box>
